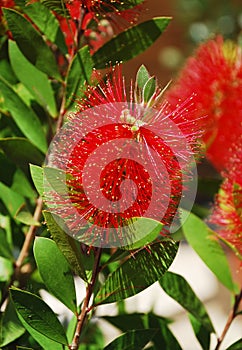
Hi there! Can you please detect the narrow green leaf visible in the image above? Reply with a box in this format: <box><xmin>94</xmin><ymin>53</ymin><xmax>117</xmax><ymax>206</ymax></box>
<box><xmin>104</xmin><ymin>329</ymin><xmax>158</xmax><ymax>350</ymax></box>
<box><xmin>34</xmin><ymin>237</ymin><xmax>77</xmax><ymax>313</ymax></box>
<box><xmin>0</xmin><ymin>256</ymin><xmax>13</xmax><ymax>282</ymax></box>
<box><xmin>9</xmin><ymin>41</ymin><xmax>57</xmax><ymax>117</ymax></box>
<box><xmin>0</xmin><ymin>138</ymin><xmax>44</xmax><ymax>173</ymax></box>
<box><xmin>30</xmin><ymin>164</ymin><xmax>44</xmax><ymax>197</ymax></box>
<box><xmin>0</xmin><ymin>59</ymin><xmax>18</xmax><ymax>85</ymax></box>
<box><xmin>11</xmin><ymin>168</ymin><xmax>35</xmax><ymax>199</ymax></box>
<box><xmin>226</xmin><ymin>338</ymin><xmax>242</xmax><ymax>350</ymax></box>
<box><xmin>189</xmin><ymin>314</ymin><xmax>211</xmax><ymax>350</ymax></box>
<box><xmin>95</xmin><ymin>240</ymin><xmax>178</xmax><ymax>304</ymax></box>
<box><xmin>0</xmin><ymin>228</ymin><xmax>13</xmax><ymax>260</ymax></box>
<box><xmin>65</xmin><ymin>46</ymin><xmax>93</xmax><ymax>109</ymax></box>
<box><xmin>15</xmin><ymin>207</ymin><xmax>40</xmax><ymax>226</ymax></box>
<box><xmin>159</xmin><ymin>271</ymin><xmax>214</xmax><ymax>333</ymax></box>
<box><xmin>143</xmin><ymin>77</ymin><xmax>156</xmax><ymax>103</ymax></box>
<box><xmin>181</xmin><ymin>211</ymin><xmax>236</xmax><ymax>292</ymax></box>
<box><xmin>136</xmin><ymin>65</ymin><xmax>151</xmax><ymax>89</ymax></box>
<box><xmin>22</xmin><ymin>1</ymin><xmax>68</xmax><ymax>55</ymax></box>
<box><xmin>3</xmin><ymin>8</ymin><xmax>61</xmax><ymax>80</ymax></box>
<box><xmin>0</xmin><ymin>300</ymin><xmax>25</xmax><ymax>347</ymax></box>
<box><xmin>10</xmin><ymin>287</ymin><xmax>68</xmax><ymax>345</ymax></box>
<box><xmin>93</xmin><ymin>17</ymin><xmax>171</xmax><ymax>68</ymax></box>
<box><xmin>0</xmin><ymin>182</ymin><xmax>25</xmax><ymax>217</ymax></box>
<box><xmin>17</xmin><ymin>314</ymin><xmax>63</xmax><ymax>350</ymax></box>
<box><xmin>0</xmin><ymin>77</ymin><xmax>48</xmax><ymax>153</ymax></box>
<box><xmin>43</xmin><ymin>211</ymin><xmax>88</xmax><ymax>281</ymax></box>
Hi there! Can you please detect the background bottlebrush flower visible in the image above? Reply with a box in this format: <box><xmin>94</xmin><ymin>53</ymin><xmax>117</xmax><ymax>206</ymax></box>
<box><xmin>44</xmin><ymin>65</ymin><xmax>202</xmax><ymax>247</ymax></box>
<box><xmin>209</xmin><ymin>135</ymin><xmax>242</xmax><ymax>260</ymax></box>
<box><xmin>164</xmin><ymin>36</ymin><xmax>242</xmax><ymax>172</ymax></box>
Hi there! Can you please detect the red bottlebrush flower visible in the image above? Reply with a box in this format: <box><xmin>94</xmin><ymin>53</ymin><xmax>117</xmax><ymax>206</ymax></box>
<box><xmin>44</xmin><ymin>65</ymin><xmax>202</xmax><ymax>247</ymax></box>
<box><xmin>209</xmin><ymin>135</ymin><xmax>242</xmax><ymax>260</ymax></box>
<box><xmin>164</xmin><ymin>36</ymin><xmax>242</xmax><ymax>172</ymax></box>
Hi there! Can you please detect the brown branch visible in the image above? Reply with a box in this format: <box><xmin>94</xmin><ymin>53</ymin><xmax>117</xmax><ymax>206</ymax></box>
<box><xmin>69</xmin><ymin>248</ymin><xmax>102</xmax><ymax>350</ymax></box>
<box><xmin>215</xmin><ymin>288</ymin><xmax>242</xmax><ymax>350</ymax></box>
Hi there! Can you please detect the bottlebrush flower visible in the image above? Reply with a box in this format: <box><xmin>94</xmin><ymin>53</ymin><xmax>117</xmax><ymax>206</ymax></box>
<box><xmin>209</xmin><ymin>136</ymin><xmax>242</xmax><ymax>260</ymax></box>
<box><xmin>44</xmin><ymin>65</ymin><xmax>202</xmax><ymax>247</ymax></box>
<box><xmin>164</xmin><ymin>36</ymin><xmax>242</xmax><ymax>172</ymax></box>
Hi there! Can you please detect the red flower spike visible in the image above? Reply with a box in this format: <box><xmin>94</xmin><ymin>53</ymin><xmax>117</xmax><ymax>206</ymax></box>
<box><xmin>44</xmin><ymin>65</ymin><xmax>202</xmax><ymax>247</ymax></box>
<box><xmin>164</xmin><ymin>36</ymin><xmax>242</xmax><ymax>172</ymax></box>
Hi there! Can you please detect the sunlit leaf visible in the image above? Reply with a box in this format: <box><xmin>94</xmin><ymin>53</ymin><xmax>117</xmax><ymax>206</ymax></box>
<box><xmin>0</xmin><ymin>256</ymin><xmax>13</xmax><ymax>282</ymax></box>
<box><xmin>34</xmin><ymin>237</ymin><xmax>77</xmax><ymax>313</ymax></box>
<box><xmin>189</xmin><ymin>314</ymin><xmax>211</xmax><ymax>350</ymax></box>
<box><xmin>30</xmin><ymin>164</ymin><xmax>44</xmax><ymax>197</ymax></box>
<box><xmin>3</xmin><ymin>8</ymin><xmax>61</xmax><ymax>80</ymax></box>
<box><xmin>0</xmin><ymin>182</ymin><xmax>25</xmax><ymax>217</ymax></box>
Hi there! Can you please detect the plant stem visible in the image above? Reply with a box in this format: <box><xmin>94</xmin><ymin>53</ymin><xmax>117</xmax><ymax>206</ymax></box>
<box><xmin>215</xmin><ymin>288</ymin><xmax>242</xmax><ymax>350</ymax></box>
<box><xmin>69</xmin><ymin>248</ymin><xmax>102</xmax><ymax>350</ymax></box>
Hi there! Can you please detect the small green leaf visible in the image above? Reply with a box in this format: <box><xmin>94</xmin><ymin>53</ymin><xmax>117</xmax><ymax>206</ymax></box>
<box><xmin>0</xmin><ymin>300</ymin><xmax>25</xmax><ymax>347</ymax></box>
<box><xmin>0</xmin><ymin>182</ymin><xmax>25</xmax><ymax>217</ymax></box>
<box><xmin>22</xmin><ymin>1</ymin><xmax>67</xmax><ymax>55</ymax></box>
<box><xmin>34</xmin><ymin>237</ymin><xmax>77</xmax><ymax>313</ymax></box>
<box><xmin>15</xmin><ymin>207</ymin><xmax>40</xmax><ymax>226</ymax></box>
<box><xmin>136</xmin><ymin>65</ymin><xmax>151</xmax><ymax>90</ymax></box>
<box><xmin>0</xmin><ymin>77</ymin><xmax>48</xmax><ymax>153</ymax></box>
<box><xmin>43</xmin><ymin>211</ymin><xmax>88</xmax><ymax>281</ymax></box>
<box><xmin>30</xmin><ymin>164</ymin><xmax>44</xmax><ymax>197</ymax></box>
<box><xmin>95</xmin><ymin>240</ymin><xmax>178</xmax><ymax>304</ymax></box>
<box><xmin>0</xmin><ymin>228</ymin><xmax>13</xmax><ymax>260</ymax></box>
<box><xmin>181</xmin><ymin>211</ymin><xmax>236</xmax><ymax>292</ymax></box>
<box><xmin>159</xmin><ymin>271</ymin><xmax>214</xmax><ymax>333</ymax></box>
<box><xmin>0</xmin><ymin>138</ymin><xmax>44</xmax><ymax>173</ymax></box>
<box><xmin>143</xmin><ymin>76</ymin><xmax>156</xmax><ymax>103</ymax></box>
<box><xmin>9</xmin><ymin>41</ymin><xmax>57</xmax><ymax>117</ymax></box>
<box><xmin>93</xmin><ymin>17</ymin><xmax>171</xmax><ymax>68</ymax></box>
<box><xmin>0</xmin><ymin>256</ymin><xmax>13</xmax><ymax>282</ymax></box>
<box><xmin>10</xmin><ymin>287</ymin><xmax>68</xmax><ymax>345</ymax></box>
<box><xmin>104</xmin><ymin>329</ymin><xmax>158</xmax><ymax>350</ymax></box>
<box><xmin>226</xmin><ymin>338</ymin><xmax>242</xmax><ymax>350</ymax></box>
<box><xmin>3</xmin><ymin>8</ymin><xmax>61</xmax><ymax>80</ymax></box>
<box><xmin>11</xmin><ymin>168</ymin><xmax>35</xmax><ymax>199</ymax></box>
<box><xmin>189</xmin><ymin>314</ymin><xmax>211</xmax><ymax>350</ymax></box>
<box><xmin>65</xmin><ymin>46</ymin><xmax>93</xmax><ymax>109</ymax></box>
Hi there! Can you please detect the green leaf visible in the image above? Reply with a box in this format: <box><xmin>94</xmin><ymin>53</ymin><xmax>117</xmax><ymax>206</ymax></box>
<box><xmin>0</xmin><ymin>77</ymin><xmax>48</xmax><ymax>153</ymax></box>
<box><xmin>104</xmin><ymin>329</ymin><xmax>158</xmax><ymax>350</ymax></box>
<box><xmin>9</xmin><ymin>41</ymin><xmax>57</xmax><ymax>117</ymax></box>
<box><xmin>93</xmin><ymin>17</ymin><xmax>171</xmax><ymax>68</ymax></box>
<box><xmin>0</xmin><ymin>138</ymin><xmax>44</xmax><ymax>173</ymax></box>
<box><xmin>34</xmin><ymin>237</ymin><xmax>77</xmax><ymax>313</ymax></box>
<box><xmin>11</xmin><ymin>168</ymin><xmax>35</xmax><ymax>199</ymax></box>
<box><xmin>43</xmin><ymin>211</ymin><xmax>88</xmax><ymax>281</ymax></box>
<box><xmin>22</xmin><ymin>1</ymin><xmax>67</xmax><ymax>55</ymax></box>
<box><xmin>0</xmin><ymin>182</ymin><xmax>25</xmax><ymax>217</ymax></box>
<box><xmin>0</xmin><ymin>59</ymin><xmax>18</xmax><ymax>85</ymax></box>
<box><xmin>143</xmin><ymin>77</ymin><xmax>156</xmax><ymax>103</ymax></box>
<box><xmin>3</xmin><ymin>8</ymin><xmax>61</xmax><ymax>80</ymax></box>
<box><xmin>0</xmin><ymin>300</ymin><xmax>25</xmax><ymax>347</ymax></box>
<box><xmin>17</xmin><ymin>314</ymin><xmax>63</xmax><ymax>350</ymax></box>
<box><xmin>0</xmin><ymin>256</ymin><xmax>13</xmax><ymax>282</ymax></box>
<box><xmin>148</xmin><ymin>313</ymin><xmax>182</xmax><ymax>350</ymax></box>
<box><xmin>65</xmin><ymin>46</ymin><xmax>93</xmax><ymax>109</ymax></box>
<box><xmin>122</xmin><ymin>217</ymin><xmax>162</xmax><ymax>250</ymax></box>
<box><xmin>30</xmin><ymin>164</ymin><xmax>44</xmax><ymax>197</ymax></box>
<box><xmin>15</xmin><ymin>207</ymin><xmax>40</xmax><ymax>226</ymax></box>
<box><xmin>0</xmin><ymin>228</ymin><xmax>13</xmax><ymax>260</ymax></box>
<box><xmin>136</xmin><ymin>65</ymin><xmax>150</xmax><ymax>90</ymax></box>
<box><xmin>10</xmin><ymin>287</ymin><xmax>68</xmax><ymax>345</ymax></box>
<box><xmin>159</xmin><ymin>271</ymin><xmax>214</xmax><ymax>333</ymax></box>
<box><xmin>226</xmin><ymin>338</ymin><xmax>242</xmax><ymax>350</ymax></box>
<box><xmin>95</xmin><ymin>240</ymin><xmax>178</xmax><ymax>304</ymax></box>
<box><xmin>181</xmin><ymin>211</ymin><xmax>236</xmax><ymax>292</ymax></box>
<box><xmin>189</xmin><ymin>314</ymin><xmax>210</xmax><ymax>350</ymax></box>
